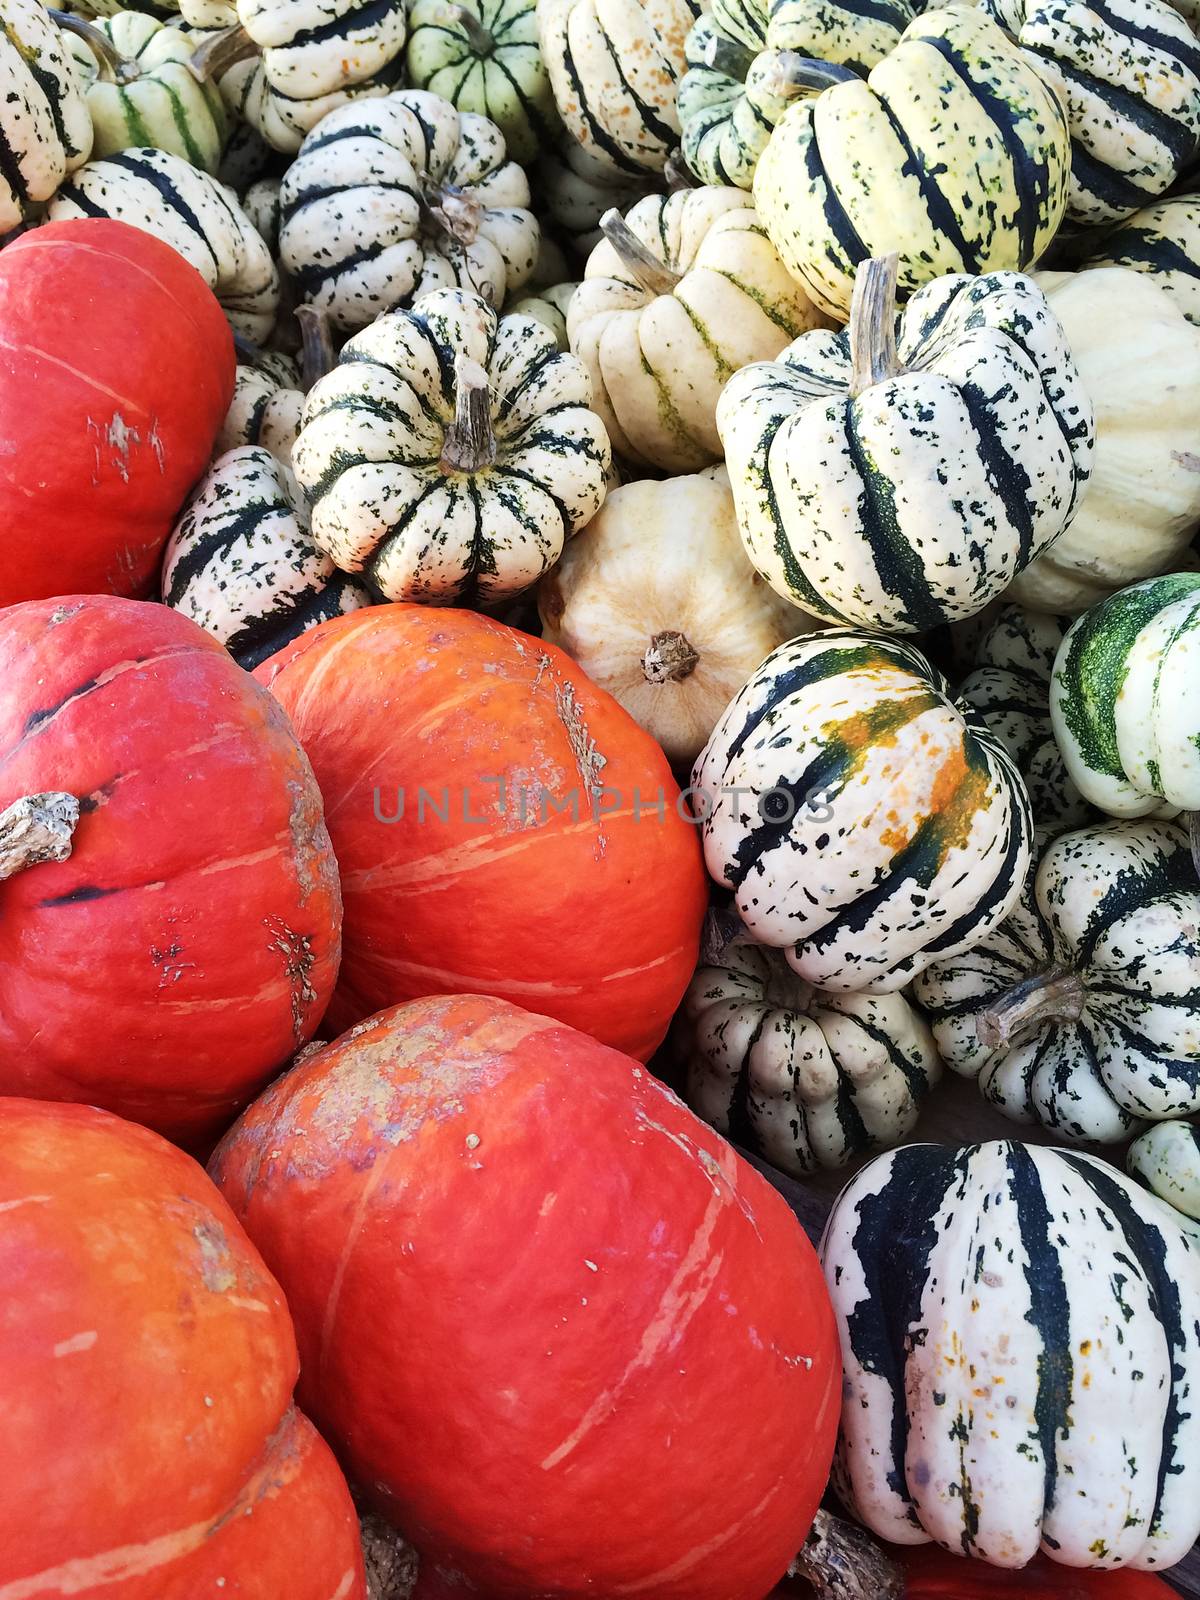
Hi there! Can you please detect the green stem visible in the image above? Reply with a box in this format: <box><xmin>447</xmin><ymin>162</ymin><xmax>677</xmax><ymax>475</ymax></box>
<box><xmin>697</xmin><ymin>31</ymin><xmax>756</xmax><ymax>78</ymax></box>
<box><xmin>436</xmin><ymin>2</ymin><xmax>494</xmax><ymax>55</ymax></box>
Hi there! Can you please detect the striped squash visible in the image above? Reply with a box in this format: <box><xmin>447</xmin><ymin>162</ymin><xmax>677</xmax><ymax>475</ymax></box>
<box><xmin>568</xmin><ymin>186</ymin><xmax>830</xmax><ymax>472</ymax></box>
<box><xmin>1128</xmin><ymin>1120</ymin><xmax>1200</xmax><ymax>1225</ymax></box>
<box><xmin>679</xmin><ymin>903</ymin><xmax>941</xmax><ymax>1175</ymax></box>
<box><xmin>692</xmin><ymin>629</ymin><xmax>1034</xmax><ymax>993</ymax></box>
<box><xmin>46</xmin><ymin>145</ymin><xmax>279</xmax><ymax>341</ymax></box>
<box><xmin>913</xmin><ymin>818</ymin><xmax>1200</xmax><ymax>1142</ymax></box>
<box><xmin>717</xmin><ymin>260</ymin><xmax>1094</xmax><ymax>634</ymax></box>
<box><xmin>504</xmin><ymin>278</ymin><xmax>576</xmax><ymax>347</ymax></box>
<box><xmin>820</xmin><ymin>1138</ymin><xmax>1200</xmax><ymax>1569</ymax></box>
<box><xmin>1084</xmin><ymin>193</ymin><xmax>1200</xmax><ymax>326</ymax></box>
<box><xmin>217</xmin><ymin>50</ymin><xmax>406</xmax><ymax>157</ymax></box>
<box><xmin>531</xmin><ymin>135</ymin><xmax>658</xmax><ymax>257</ymax></box>
<box><xmin>406</xmin><ymin>0</ymin><xmax>559</xmax><ymax>167</ymax></box>
<box><xmin>217</xmin><ymin>361</ymin><xmax>304</xmax><ymax>463</ymax></box>
<box><xmin>278</xmin><ymin>90</ymin><xmax>538</xmax><ymax>334</ymax></box>
<box><xmin>0</xmin><ymin>0</ymin><xmax>92</xmax><ymax>235</ymax></box>
<box><xmin>293</xmin><ymin>286</ymin><xmax>610</xmax><ymax>605</ymax></box>
<box><xmin>752</xmin><ymin>6</ymin><xmax>1072</xmax><ymax>319</ymax></box>
<box><xmin>241</xmin><ymin>172</ymin><xmax>280</xmax><ymax>249</ymax></box>
<box><xmin>982</xmin><ymin>0</ymin><xmax>1200</xmax><ymax>229</ymax></box>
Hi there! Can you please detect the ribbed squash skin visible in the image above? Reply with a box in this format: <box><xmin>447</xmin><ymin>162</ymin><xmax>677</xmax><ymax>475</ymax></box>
<box><xmin>1129</xmin><ymin>1120</ymin><xmax>1200</xmax><ymax>1224</ymax></box>
<box><xmin>1084</xmin><ymin>194</ymin><xmax>1200</xmax><ymax>324</ymax></box>
<box><xmin>211</xmin><ymin>992</ymin><xmax>841</xmax><ymax>1600</ymax></box>
<box><xmin>0</xmin><ymin>0</ymin><xmax>92</xmax><ymax>231</ymax></box>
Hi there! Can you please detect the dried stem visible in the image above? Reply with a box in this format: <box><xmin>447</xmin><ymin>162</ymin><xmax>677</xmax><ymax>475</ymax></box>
<box><xmin>359</xmin><ymin>1511</ymin><xmax>419</xmax><ymax>1599</ymax></box>
<box><xmin>428</xmin><ymin>184</ymin><xmax>484</xmax><ymax>247</ymax></box>
<box><xmin>664</xmin><ymin>147</ymin><xmax>700</xmax><ymax>191</ymax></box>
<box><xmin>642</xmin><ymin>630</ymin><xmax>700</xmax><ymax>684</ymax></box>
<box><xmin>788</xmin><ymin>1510</ymin><xmax>904</xmax><ymax>1599</ymax></box>
<box><xmin>50</xmin><ymin>11</ymin><xmax>139</xmax><ymax>82</ymax></box>
<box><xmin>848</xmin><ymin>254</ymin><xmax>902</xmax><ymax>398</ymax></box>
<box><xmin>759</xmin><ymin>52</ymin><xmax>859</xmax><ymax>99</ymax></box>
<box><xmin>0</xmin><ymin>793</ymin><xmax>80</xmax><ymax>884</ymax></box>
<box><xmin>187</xmin><ymin>23</ymin><xmax>259</xmax><ymax>83</ymax></box>
<box><xmin>295</xmin><ymin>305</ymin><xmax>334</xmax><ymax>390</ymax></box>
<box><xmin>440</xmin><ymin>355</ymin><xmax>496</xmax><ymax>474</ymax></box>
<box><xmin>977</xmin><ymin>965</ymin><xmax>1086</xmax><ymax>1049</ymax></box>
<box><xmin>598</xmin><ymin>209</ymin><xmax>681</xmax><ymax>298</ymax></box>
<box><xmin>435</xmin><ymin>2</ymin><xmax>494</xmax><ymax>55</ymax></box>
<box><xmin>699</xmin><ymin>30</ymin><xmax>756</xmax><ymax>78</ymax></box>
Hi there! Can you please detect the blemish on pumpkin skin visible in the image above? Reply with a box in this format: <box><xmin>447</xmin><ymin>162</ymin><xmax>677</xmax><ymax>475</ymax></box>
<box><xmin>192</xmin><ymin>1219</ymin><xmax>237</xmax><ymax>1294</ymax></box>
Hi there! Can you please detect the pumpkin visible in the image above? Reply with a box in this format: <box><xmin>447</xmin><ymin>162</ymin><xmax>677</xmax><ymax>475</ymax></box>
<box><xmin>717</xmin><ymin>259</ymin><xmax>1094</xmax><ymax>633</ymax></box>
<box><xmin>0</xmin><ymin>218</ymin><xmax>232</xmax><ymax>607</ymax></box>
<box><xmin>241</xmin><ymin>170</ymin><xmax>281</xmax><ymax>249</ymax></box>
<box><xmin>913</xmin><ymin>819</ymin><xmax>1200</xmax><ymax>1143</ymax></box>
<box><xmin>537</xmin><ymin>0</ymin><xmax>703</xmax><ymax>175</ymax></box>
<box><xmin>46</xmin><ymin>144</ymin><xmax>279</xmax><ymax>341</ymax></box>
<box><xmin>1128</xmin><ymin>1119</ymin><xmax>1200</xmax><ymax>1227</ymax></box>
<box><xmin>532</xmin><ymin>133</ymin><xmax>659</xmax><ymax>256</ymax></box>
<box><xmin>0</xmin><ymin>1097</ymin><xmax>367</xmax><ymax>1600</ymax></box>
<box><xmin>568</xmin><ymin>186</ymin><xmax>830</xmax><ymax>472</ymax></box>
<box><xmin>278</xmin><ymin>89</ymin><xmax>538</xmax><ymax>334</ymax></box>
<box><xmin>820</xmin><ymin>1138</ymin><xmax>1200</xmax><ymax>1570</ymax></box>
<box><xmin>538</xmin><ymin>465</ymin><xmax>818</xmax><ymax>766</ymax></box>
<box><xmin>253</xmin><ymin>605</ymin><xmax>707</xmax><ymax>1056</ymax></box>
<box><xmin>216</xmin><ymin>307</ymin><xmax>334</xmax><ymax>464</ymax></box>
<box><xmin>692</xmin><ymin>629</ymin><xmax>1034</xmax><ymax>993</ymax></box>
<box><xmin>505</xmin><ymin>278</ymin><xmax>577</xmax><ymax>347</ymax></box>
<box><xmin>1083</xmin><ymin>193</ymin><xmax>1200</xmax><ymax>326</ymax></box>
<box><xmin>678</xmin><ymin>903</ymin><xmax>941</xmax><ymax>1175</ymax></box>
<box><xmin>406</xmin><ymin>0</ymin><xmax>559</xmax><ymax>167</ymax></box>
<box><xmin>293</xmin><ymin>286</ymin><xmax>609</xmax><ymax>606</ymax></box>
<box><xmin>0</xmin><ymin>0</ymin><xmax>92</xmax><ymax>235</ymax></box>
<box><xmin>752</xmin><ymin>6</ymin><xmax>1072</xmax><ymax>319</ymax></box>
<box><xmin>980</xmin><ymin>0</ymin><xmax>1200</xmax><ymax>229</ymax></box>
<box><xmin>1011</xmin><ymin>268</ymin><xmax>1200</xmax><ymax>612</ymax></box>
<box><xmin>0</xmin><ymin>595</ymin><xmax>342</xmax><ymax>1143</ymax></box>
<box><xmin>210</xmin><ymin>991</ymin><xmax>841</xmax><ymax>1600</ymax></box>
<box><xmin>897</xmin><ymin>1546</ymin><xmax>1179</xmax><ymax>1596</ymax></box>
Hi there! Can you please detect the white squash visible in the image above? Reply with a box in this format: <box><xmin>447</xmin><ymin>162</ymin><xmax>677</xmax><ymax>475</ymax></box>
<box><xmin>0</xmin><ymin>0</ymin><xmax>92</xmax><ymax>234</ymax></box>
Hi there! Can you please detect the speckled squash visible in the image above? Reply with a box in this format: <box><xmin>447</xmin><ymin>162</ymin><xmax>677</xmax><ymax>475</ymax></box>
<box><xmin>241</xmin><ymin>171</ymin><xmax>281</xmax><ymax>248</ymax></box>
<box><xmin>0</xmin><ymin>0</ymin><xmax>92</xmax><ymax>234</ymax></box>
<box><xmin>1083</xmin><ymin>194</ymin><xmax>1200</xmax><ymax>325</ymax></box>
<box><xmin>820</xmin><ymin>1138</ymin><xmax>1200</xmax><ymax>1570</ymax></box>
<box><xmin>217</xmin><ymin>359</ymin><xmax>304</xmax><ymax>464</ymax></box>
<box><xmin>505</xmin><ymin>279</ymin><xmax>577</xmax><ymax>347</ymax></box>
<box><xmin>1128</xmin><ymin>1120</ymin><xmax>1200</xmax><ymax>1224</ymax></box>
<box><xmin>532</xmin><ymin>134</ymin><xmax>659</xmax><ymax>256</ymax></box>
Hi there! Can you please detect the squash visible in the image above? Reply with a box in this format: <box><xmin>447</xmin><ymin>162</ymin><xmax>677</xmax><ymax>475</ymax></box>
<box><xmin>822</xmin><ymin>1140</ymin><xmax>1200</xmax><ymax>1568</ymax></box>
<box><xmin>241</xmin><ymin>170</ymin><xmax>280</xmax><ymax>249</ymax></box>
<box><xmin>46</xmin><ymin>144</ymin><xmax>279</xmax><ymax>341</ymax></box>
<box><xmin>678</xmin><ymin>903</ymin><xmax>941</xmax><ymax>1175</ymax></box>
<box><xmin>568</xmin><ymin>186</ymin><xmax>830</xmax><ymax>472</ymax></box>
<box><xmin>0</xmin><ymin>218</ymin><xmax>232</xmax><ymax>607</ymax></box>
<box><xmin>1128</xmin><ymin>1119</ymin><xmax>1200</xmax><ymax>1226</ymax></box>
<box><xmin>0</xmin><ymin>1097</ymin><xmax>367</xmax><ymax>1600</ymax></box>
<box><xmin>898</xmin><ymin>1546</ymin><xmax>1179</xmax><ymax>1597</ymax></box>
<box><xmin>752</xmin><ymin>6</ymin><xmax>1072</xmax><ymax>319</ymax></box>
<box><xmin>1011</xmin><ymin>268</ymin><xmax>1200</xmax><ymax>611</ymax></box>
<box><xmin>406</xmin><ymin>0</ymin><xmax>559</xmax><ymax>167</ymax></box>
<box><xmin>538</xmin><ymin>466</ymin><xmax>817</xmax><ymax>765</ymax></box>
<box><xmin>913</xmin><ymin>818</ymin><xmax>1200</xmax><ymax>1143</ymax></box>
<box><xmin>692</xmin><ymin>629</ymin><xmax>1034</xmax><ymax>993</ymax></box>
<box><xmin>980</xmin><ymin>0</ymin><xmax>1200</xmax><ymax>229</ymax></box>
<box><xmin>0</xmin><ymin>0</ymin><xmax>92</xmax><ymax>235</ymax></box>
<box><xmin>278</xmin><ymin>89</ymin><xmax>538</xmax><ymax>334</ymax></box>
<box><xmin>717</xmin><ymin>258</ymin><xmax>1094</xmax><ymax>633</ymax></box>
<box><xmin>0</xmin><ymin>595</ymin><xmax>342</xmax><ymax>1143</ymax></box>
<box><xmin>216</xmin><ymin>306</ymin><xmax>334</xmax><ymax>464</ymax></box>
<box><xmin>532</xmin><ymin>133</ymin><xmax>659</xmax><ymax>256</ymax></box>
<box><xmin>211</xmin><ymin>991</ymin><xmax>841</xmax><ymax>1600</ymax></box>
<box><xmin>253</xmin><ymin>605</ymin><xmax>707</xmax><ymax>1057</ymax></box>
<box><xmin>1083</xmin><ymin>193</ymin><xmax>1200</xmax><ymax>326</ymax></box>
<box><xmin>505</xmin><ymin>278</ymin><xmax>577</xmax><ymax>347</ymax></box>
<box><xmin>294</xmin><ymin>286</ymin><xmax>609</xmax><ymax>606</ymax></box>
<box><xmin>162</xmin><ymin>446</ymin><xmax>372</xmax><ymax>670</ymax></box>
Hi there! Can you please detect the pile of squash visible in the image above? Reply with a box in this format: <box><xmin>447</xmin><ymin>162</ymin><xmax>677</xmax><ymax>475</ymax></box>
<box><xmin>3</xmin><ymin>0</ymin><xmax>1200</xmax><ymax>1591</ymax></box>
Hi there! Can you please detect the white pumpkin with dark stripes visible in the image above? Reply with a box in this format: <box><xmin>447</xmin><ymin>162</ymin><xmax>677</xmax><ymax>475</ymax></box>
<box><xmin>679</xmin><ymin>904</ymin><xmax>941</xmax><ymax>1175</ymax></box>
<box><xmin>505</xmin><ymin>278</ymin><xmax>576</xmax><ymax>347</ymax></box>
<box><xmin>45</xmin><ymin>145</ymin><xmax>279</xmax><ymax>340</ymax></box>
<box><xmin>821</xmin><ymin>1138</ymin><xmax>1200</xmax><ymax>1568</ymax></box>
<box><xmin>692</xmin><ymin>629</ymin><xmax>1034</xmax><ymax>993</ymax></box>
<box><xmin>0</xmin><ymin>0</ymin><xmax>93</xmax><ymax>234</ymax></box>
<box><xmin>717</xmin><ymin>260</ymin><xmax>1094</xmax><ymax>634</ymax></box>
<box><xmin>1084</xmin><ymin>193</ymin><xmax>1200</xmax><ymax>324</ymax></box>
<box><xmin>913</xmin><ymin>818</ymin><xmax>1200</xmax><ymax>1142</ymax></box>
<box><xmin>240</xmin><ymin>172</ymin><xmax>280</xmax><ymax>248</ymax></box>
<box><xmin>752</xmin><ymin>6</ymin><xmax>1072</xmax><ymax>319</ymax></box>
<box><xmin>217</xmin><ymin>356</ymin><xmax>303</xmax><ymax>463</ymax></box>
<box><xmin>293</xmin><ymin>286</ymin><xmax>610</xmax><ymax>604</ymax></box>
<box><xmin>531</xmin><ymin>133</ymin><xmax>658</xmax><ymax>256</ymax></box>
<box><xmin>162</xmin><ymin>445</ymin><xmax>372</xmax><ymax>669</ymax></box>
<box><xmin>278</xmin><ymin>89</ymin><xmax>538</xmax><ymax>334</ymax></box>
<box><xmin>1129</xmin><ymin>1120</ymin><xmax>1200</xmax><ymax>1225</ymax></box>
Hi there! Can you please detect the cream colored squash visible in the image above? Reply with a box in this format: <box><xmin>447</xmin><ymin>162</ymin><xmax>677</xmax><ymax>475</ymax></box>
<box><xmin>538</xmin><ymin>467</ymin><xmax>817</xmax><ymax>765</ymax></box>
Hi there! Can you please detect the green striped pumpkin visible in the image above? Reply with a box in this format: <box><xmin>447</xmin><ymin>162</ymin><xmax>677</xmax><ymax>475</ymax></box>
<box><xmin>504</xmin><ymin>278</ymin><xmax>577</xmax><ymax>347</ymax></box>
<box><xmin>531</xmin><ymin>134</ymin><xmax>658</xmax><ymax>257</ymax></box>
<box><xmin>692</xmin><ymin>629</ymin><xmax>1034</xmax><ymax>993</ymax></box>
<box><xmin>1084</xmin><ymin>193</ymin><xmax>1200</xmax><ymax>326</ymax></box>
<box><xmin>0</xmin><ymin>0</ymin><xmax>93</xmax><ymax>234</ymax></box>
<box><xmin>913</xmin><ymin>818</ymin><xmax>1200</xmax><ymax>1141</ymax></box>
<box><xmin>821</xmin><ymin>1138</ymin><xmax>1200</xmax><ymax>1568</ymax></box>
<box><xmin>752</xmin><ymin>6</ymin><xmax>1072</xmax><ymax>319</ymax></box>
<box><xmin>1128</xmin><ymin>1120</ymin><xmax>1200</xmax><ymax>1225</ymax></box>
<box><xmin>717</xmin><ymin>261</ymin><xmax>1094</xmax><ymax>634</ymax></box>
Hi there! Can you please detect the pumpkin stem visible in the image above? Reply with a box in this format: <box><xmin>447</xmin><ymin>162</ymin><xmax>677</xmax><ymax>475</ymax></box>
<box><xmin>296</xmin><ymin>305</ymin><xmax>334</xmax><ymax>390</ymax></box>
<box><xmin>440</xmin><ymin>354</ymin><xmax>496</xmax><ymax>474</ymax></box>
<box><xmin>1189</xmin><ymin>810</ymin><xmax>1200</xmax><ymax>884</ymax></box>
<box><xmin>758</xmin><ymin>50</ymin><xmax>860</xmax><ymax>100</ymax></box>
<box><xmin>427</xmin><ymin>183</ymin><xmax>485</xmax><ymax>248</ymax></box>
<box><xmin>977</xmin><ymin>965</ymin><xmax>1086</xmax><ymax>1049</ymax></box>
<box><xmin>697</xmin><ymin>30</ymin><xmax>757</xmax><ymax>79</ymax></box>
<box><xmin>848</xmin><ymin>254</ymin><xmax>902</xmax><ymax>397</ymax></box>
<box><xmin>598</xmin><ymin>209</ymin><xmax>681</xmax><ymax>298</ymax></box>
<box><xmin>643</xmin><ymin>630</ymin><xmax>700</xmax><ymax>684</ymax></box>
<box><xmin>49</xmin><ymin>11</ymin><xmax>140</xmax><ymax>83</ymax></box>
<box><xmin>0</xmin><ymin>793</ymin><xmax>80</xmax><ymax>884</ymax></box>
<box><xmin>664</xmin><ymin>147</ymin><xmax>699</xmax><ymax>191</ymax></box>
<box><xmin>232</xmin><ymin>329</ymin><xmax>261</xmax><ymax>364</ymax></box>
<box><xmin>187</xmin><ymin>23</ymin><xmax>259</xmax><ymax>83</ymax></box>
<box><xmin>359</xmin><ymin>1510</ymin><xmax>419</xmax><ymax>1599</ymax></box>
<box><xmin>788</xmin><ymin>1510</ymin><xmax>904</xmax><ymax>1599</ymax></box>
<box><xmin>434</xmin><ymin>2</ymin><xmax>494</xmax><ymax>55</ymax></box>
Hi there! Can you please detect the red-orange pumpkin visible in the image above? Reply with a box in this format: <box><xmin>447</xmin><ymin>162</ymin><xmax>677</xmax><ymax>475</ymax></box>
<box><xmin>0</xmin><ymin>219</ymin><xmax>233</xmax><ymax>607</ymax></box>
<box><xmin>897</xmin><ymin>1547</ymin><xmax>1178</xmax><ymax>1597</ymax></box>
<box><xmin>211</xmin><ymin>992</ymin><xmax>841</xmax><ymax>1600</ymax></box>
<box><xmin>0</xmin><ymin>596</ymin><xmax>342</xmax><ymax>1144</ymax></box>
<box><xmin>0</xmin><ymin>1097</ymin><xmax>366</xmax><ymax>1599</ymax></box>
<box><xmin>254</xmin><ymin>606</ymin><xmax>707</xmax><ymax>1059</ymax></box>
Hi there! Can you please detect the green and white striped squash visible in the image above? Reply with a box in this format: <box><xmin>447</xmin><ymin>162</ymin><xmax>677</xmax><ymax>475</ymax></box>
<box><xmin>568</xmin><ymin>186</ymin><xmax>830</xmax><ymax>472</ymax></box>
<box><xmin>293</xmin><ymin>286</ymin><xmax>611</xmax><ymax>605</ymax></box>
<box><xmin>680</xmin><ymin>904</ymin><xmax>941</xmax><ymax>1175</ymax></box>
<box><xmin>46</xmin><ymin>145</ymin><xmax>279</xmax><ymax>340</ymax></box>
<box><xmin>240</xmin><ymin>172</ymin><xmax>280</xmax><ymax>250</ymax></box>
<box><xmin>1084</xmin><ymin>193</ymin><xmax>1200</xmax><ymax>326</ymax></box>
<box><xmin>218</xmin><ymin>50</ymin><xmax>406</xmax><ymax>158</ymax></box>
<box><xmin>504</xmin><ymin>278</ymin><xmax>576</xmax><ymax>347</ymax></box>
<box><xmin>278</xmin><ymin>90</ymin><xmax>538</xmax><ymax>334</ymax></box>
<box><xmin>717</xmin><ymin>260</ymin><xmax>1094</xmax><ymax>634</ymax></box>
<box><xmin>0</xmin><ymin>0</ymin><xmax>93</xmax><ymax>235</ymax></box>
<box><xmin>752</xmin><ymin>6</ymin><xmax>1072</xmax><ymax>320</ymax></box>
<box><xmin>821</xmin><ymin>1138</ymin><xmax>1200</xmax><ymax>1568</ymax></box>
<box><xmin>531</xmin><ymin>135</ymin><xmax>658</xmax><ymax>257</ymax></box>
<box><xmin>216</xmin><ymin>118</ymin><xmax>274</xmax><ymax>189</ymax></box>
<box><xmin>217</xmin><ymin>360</ymin><xmax>304</xmax><ymax>464</ymax></box>
<box><xmin>162</xmin><ymin>445</ymin><xmax>372</xmax><ymax>670</ymax></box>
<box><xmin>913</xmin><ymin>818</ymin><xmax>1200</xmax><ymax>1142</ymax></box>
<box><xmin>1128</xmin><ymin>1120</ymin><xmax>1200</xmax><ymax>1225</ymax></box>
<box><xmin>405</xmin><ymin>0</ymin><xmax>559</xmax><ymax>167</ymax></box>
<box><xmin>981</xmin><ymin>0</ymin><xmax>1200</xmax><ymax>230</ymax></box>
<box><xmin>692</xmin><ymin>629</ymin><xmax>1034</xmax><ymax>993</ymax></box>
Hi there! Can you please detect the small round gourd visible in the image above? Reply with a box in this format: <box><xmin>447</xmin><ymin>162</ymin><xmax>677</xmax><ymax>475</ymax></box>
<box><xmin>1083</xmin><ymin>195</ymin><xmax>1200</xmax><ymax>325</ymax></box>
<box><xmin>504</xmin><ymin>279</ymin><xmax>576</xmax><ymax>348</ymax></box>
<box><xmin>0</xmin><ymin>0</ymin><xmax>92</xmax><ymax>234</ymax></box>
<box><xmin>1128</xmin><ymin>1120</ymin><xmax>1200</xmax><ymax>1223</ymax></box>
